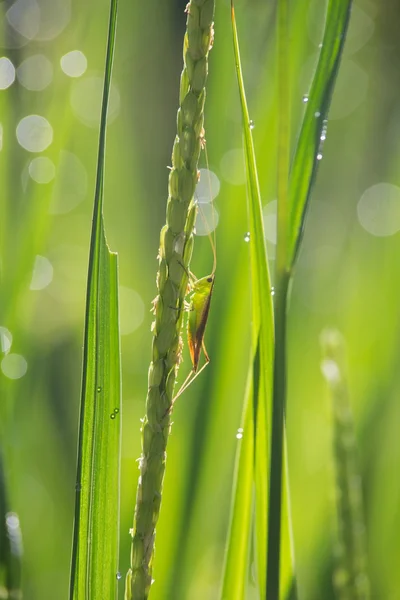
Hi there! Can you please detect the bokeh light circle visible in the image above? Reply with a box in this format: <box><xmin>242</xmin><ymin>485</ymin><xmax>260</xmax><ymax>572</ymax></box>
<box><xmin>16</xmin><ymin>115</ymin><xmax>53</xmax><ymax>152</ymax></box>
<box><xmin>1</xmin><ymin>353</ymin><xmax>28</xmax><ymax>379</ymax></box>
<box><xmin>357</xmin><ymin>183</ymin><xmax>400</xmax><ymax>237</ymax></box>
<box><xmin>60</xmin><ymin>50</ymin><xmax>87</xmax><ymax>78</ymax></box>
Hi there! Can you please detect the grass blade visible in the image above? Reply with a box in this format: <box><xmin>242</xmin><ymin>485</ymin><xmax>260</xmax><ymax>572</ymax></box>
<box><xmin>0</xmin><ymin>451</ymin><xmax>22</xmax><ymax>599</ymax></box>
<box><xmin>69</xmin><ymin>1</ymin><xmax>121</xmax><ymax>598</ymax></box>
<box><xmin>320</xmin><ymin>330</ymin><xmax>370</xmax><ymax>600</ymax></box>
<box><xmin>231</xmin><ymin>2</ymin><xmax>274</xmax><ymax>595</ymax></box>
<box><xmin>288</xmin><ymin>0</ymin><xmax>353</xmax><ymax>269</ymax></box>
<box><xmin>220</xmin><ymin>355</ymin><xmax>255</xmax><ymax>600</ymax></box>
<box><xmin>266</xmin><ymin>1</ymin><xmax>295</xmax><ymax>598</ymax></box>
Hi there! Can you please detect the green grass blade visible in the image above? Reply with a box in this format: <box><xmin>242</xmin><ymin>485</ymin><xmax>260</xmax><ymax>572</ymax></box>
<box><xmin>320</xmin><ymin>330</ymin><xmax>370</xmax><ymax>600</ymax></box>
<box><xmin>231</xmin><ymin>2</ymin><xmax>274</xmax><ymax>595</ymax></box>
<box><xmin>266</xmin><ymin>1</ymin><xmax>295</xmax><ymax>598</ymax></box>
<box><xmin>69</xmin><ymin>1</ymin><xmax>121</xmax><ymax>599</ymax></box>
<box><xmin>220</xmin><ymin>355</ymin><xmax>255</xmax><ymax>600</ymax></box>
<box><xmin>288</xmin><ymin>0</ymin><xmax>353</xmax><ymax>269</ymax></box>
<box><xmin>0</xmin><ymin>451</ymin><xmax>22</xmax><ymax>599</ymax></box>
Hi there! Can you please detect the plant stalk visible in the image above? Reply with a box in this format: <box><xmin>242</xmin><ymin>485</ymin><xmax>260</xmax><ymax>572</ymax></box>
<box><xmin>126</xmin><ymin>2</ymin><xmax>215</xmax><ymax>598</ymax></box>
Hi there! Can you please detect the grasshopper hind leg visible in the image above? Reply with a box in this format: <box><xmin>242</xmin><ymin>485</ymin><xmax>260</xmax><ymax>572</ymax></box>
<box><xmin>170</xmin><ymin>346</ymin><xmax>210</xmax><ymax>408</ymax></box>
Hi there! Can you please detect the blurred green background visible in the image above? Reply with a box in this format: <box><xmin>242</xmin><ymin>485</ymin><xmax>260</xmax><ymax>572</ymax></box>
<box><xmin>0</xmin><ymin>0</ymin><xmax>399</xmax><ymax>598</ymax></box>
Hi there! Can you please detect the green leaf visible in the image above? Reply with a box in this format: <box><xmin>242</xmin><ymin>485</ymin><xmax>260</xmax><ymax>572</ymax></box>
<box><xmin>220</xmin><ymin>356</ymin><xmax>255</xmax><ymax>600</ymax></box>
<box><xmin>229</xmin><ymin>3</ymin><xmax>274</xmax><ymax>595</ymax></box>
<box><xmin>288</xmin><ymin>0</ymin><xmax>353</xmax><ymax>269</ymax></box>
<box><xmin>69</xmin><ymin>1</ymin><xmax>121</xmax><ymax>599</ymax></box>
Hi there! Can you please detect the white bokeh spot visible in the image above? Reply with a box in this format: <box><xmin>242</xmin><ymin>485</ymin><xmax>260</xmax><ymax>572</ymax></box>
<box><xmin>195</xmin><ymin>169</ymin><xmax>220</xmax><ymax>203</ymax></box>
<box><xmin>0</xmin><ymin>327</ymin><xmax>12</xmax><ymax>353</ymax></box>
<box><xmin>1</xmin><ymin>353</ymin><xmax>28</xmax><ymax>379</ymax></box>
<box><xmin>119</xmin><ymin>286</ymin><xmax>145</xmax><ymax>336</ymax></box>
<box><xmin>60</xmin><ymin>50</ymin><xmax>87</xmax><ymax>78</ymax></box>
<box><xmin>30</xmin><ymin>255</ymin><xmax>54</xmax><ymax>290</ymax></box>
<box><xmin>16</xmin><ymin>115</ymin><xmax>53</xmax><ymax>152</ymax></box>
<box><xmin>195</xmin><ymin>203</ymin><xmax>219</xmax><ymax>236</ymax></box>
<box><xmin>28</xmin><ymin>156</ymin><xmax>55</xmax><ymax>183</ymax></box>
<box><xmin>0</xmin><ymin>57</ymin><xmax>16</xmax><ymax>89</ymax></box>
<box><xmin>358</xmin><ymin>183</ymin><xmax>400</xmax><ymax>237</ymax></box>
<box><xmin>17</xmin><ymin>54</ymin><xmax>53</xmax><ymax>91</ymax></box>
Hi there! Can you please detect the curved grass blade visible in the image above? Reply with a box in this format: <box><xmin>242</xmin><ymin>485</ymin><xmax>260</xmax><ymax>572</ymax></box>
<box><xmin>0</xmin><ymin>451</ymin><xmax>22</xmax><ymax>599</ymax></box>
<box><xmin>266</xmin><ymin>1</ymin><xmax>297</xmax><ymax>598</ymax></box>
<box><xmin>220</xmin><ymin>354</ymin><xmax>255</xmax><ymax>600</ymax></box>
<box><xmin>288</xmin><ymin>0</ymin><xmax>353</xmax><ymax>269</ymax></box>
<box><xmin>320</xmin><ymin>330</ymin><xmax>370</xmax><ymax>600</ymax></box>
<box><xmin>230</xmin><ymin>3</ymin><xmax>274</xmax><ymax>595</ymax></box>
<box><xmin>69</xmin><ymin>1</ymin><xmax>121</xmax><ymax>599</ymax></box>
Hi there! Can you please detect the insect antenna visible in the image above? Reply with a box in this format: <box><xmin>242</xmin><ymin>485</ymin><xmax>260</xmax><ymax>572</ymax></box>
<box><xmin>194</xmin><ymin>142</ymin><xmax>217</xmax><ymax>275</ymax></box>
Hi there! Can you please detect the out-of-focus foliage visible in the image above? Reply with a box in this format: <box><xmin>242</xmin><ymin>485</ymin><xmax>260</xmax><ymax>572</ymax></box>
<box><xmin>0</xmin><ymin>0</ymin><xmax>399</xmax><ymax>599</ymax></box>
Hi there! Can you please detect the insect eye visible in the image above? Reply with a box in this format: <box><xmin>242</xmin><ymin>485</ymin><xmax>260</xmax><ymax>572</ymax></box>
<box><xmin>207</xmin><ymin>277</ymin><xmax>213</xmax><ymax>283</ymax></box>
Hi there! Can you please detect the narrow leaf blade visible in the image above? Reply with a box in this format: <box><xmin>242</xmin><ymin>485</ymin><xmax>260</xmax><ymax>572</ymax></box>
<box><xmin>288</xmin><ymin>0</ymin><xmax>353</xmax><ymax>268</ymax></box>
<box><xmin>220</xmin><ymin>360</ymin><xmax>255</xmax><ymax>599</ymax></box>
<box><xmin>69</xmin><ymin>1</ymin><xmax>121</xmax><ymax>598</ymax></box>
<box><xmin>230</xmin><ymin>3</ymin><xmax>274</xmax><ymax>594</ymax></box>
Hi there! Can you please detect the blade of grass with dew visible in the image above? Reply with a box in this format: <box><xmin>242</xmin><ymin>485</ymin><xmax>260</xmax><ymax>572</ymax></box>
<box><xmin>230</xmin><ymin>2</ymin><xmax>275</xmax><ymax>596</ymax></box>
<box><xmin>288</xmin><ymin>0</ymin><xmax>353</xmax><ymax>270</ymax></box>
<box><xmin>220</xmin><ymin>351</ymin><xmax>255</xmax><ymax>600</ymax></box>
<box><xmin>69</xmin><ymin>1</ymin><xmax>121</xmax><ymax>598</ymax></box>
<box><xmin>266</xmin><ymin>0</ymin><xmax>296</xmax><ymax>598</ymax></box>
<box><xmin>126</xmin><ymin>2</ymin><xmax>215</xmax><ymax>598</ymax></box>
<box><xmin>0</xmin><ymin>450</ymin><xmax>22</xmax><ymax>599</ymax></box>
<box><xmin>320</xmin><ymin>330</ymin><xmax>370</xmax><ymax>600</ymax></box>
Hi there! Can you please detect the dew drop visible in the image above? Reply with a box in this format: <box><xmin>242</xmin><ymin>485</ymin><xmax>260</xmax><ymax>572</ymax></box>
<box><xmin>244</xmin><ymin>232</ymin><xmax>250</xmax><ymax>242</ymax></box>
<box><xmin>114</xmin><ymin>408</ymin><xmax>120</xmax><ymax>414</ymax></box>
<box><xmin>97</xmin><ymin>386</ymin><xmax>102</xmax><ymax>393</ymax></box>
<box><xmin>75</xmin><ymin>483</ymin><xmax>82</xmax><ymax>492</ymax></box>
<box><xmin>110</xmin><ymin>413</ymin><xmax>116</xmax><ymax>420</ymax></box>
<box><xmin>116</xmin><ymin>572</ymin><xmax>122</xmax><ymax>581</ymax></box>
<box><xmin>314</xmin><ymin>111</ymin><xmax>321</xmax><ymax>118</ymax></box>
<box><xmin>236</xmin><ymin>427</ymin><xmax>244</xmax><ymax>440</ymax></box>
<box><xmin>320</xmin><ymin>134</ymin><xmax>326</xmax><ymax>141</ymax></box>
<box><xmin>271</xmin><ymin>287</ymin><xmax>275</xmax><ymax>296</ymax></box>
<box><xmin>249</xmin><ymin>119</ymin><xmax>255</xmax><ymax>130</ymax></box>
<box><xmin>302</xmin><ymin>95</ymin><xmax>309</xmax><ymax>103</ymax></box>
<box><xmin>316</xmin><ymin>153</ymin><xmax>323</xmax><ymax>160</ymax></box>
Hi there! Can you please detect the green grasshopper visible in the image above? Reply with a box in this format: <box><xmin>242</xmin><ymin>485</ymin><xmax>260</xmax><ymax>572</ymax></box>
<box><xmin>174</xmin><ymin>154</ymin><xmax>217</xmax><ymax>402</ymax></box>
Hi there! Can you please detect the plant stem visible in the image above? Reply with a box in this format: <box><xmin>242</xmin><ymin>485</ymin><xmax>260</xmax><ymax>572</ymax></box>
<box><xmin>266</xmin><ymin>272</ymin><xmax>289</xmax><ymax>600</ymax></box>
<box><xmin>267</xmin><ymin>0</ymin><xmax>290</xmax><ymax>597</ymax></box>
<box><xmin>126</xmin><ymin>2</ymin><xmax>215</xmax><ymax>599</ymax></box>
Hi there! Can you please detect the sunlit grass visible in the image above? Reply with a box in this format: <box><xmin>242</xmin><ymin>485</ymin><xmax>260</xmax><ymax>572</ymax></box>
<box><xmin>0</xmin><ymin>1</ymin><xmax>398</xmax><ymax>599</ymax></box>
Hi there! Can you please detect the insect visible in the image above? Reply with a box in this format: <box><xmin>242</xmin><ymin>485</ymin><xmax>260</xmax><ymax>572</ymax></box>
<box><xmin>173</xmin><ymin>150</ymin><xmax>217</xmax><ymax>402</ymax></box>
